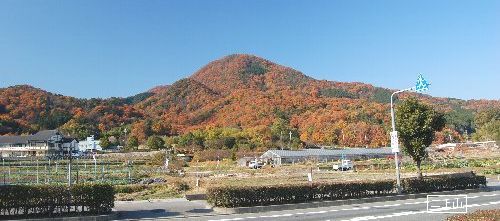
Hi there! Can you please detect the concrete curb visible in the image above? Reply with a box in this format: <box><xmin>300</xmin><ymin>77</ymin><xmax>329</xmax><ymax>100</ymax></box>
<box><xmin>12</xmin><ymin>212</ymin><xmax>117</xmax><ymax>221</ymax></box>
<box><xmin>213</xmin><ymin>187</ymin><xmax>490</xmax><ymax>214</ymax></box>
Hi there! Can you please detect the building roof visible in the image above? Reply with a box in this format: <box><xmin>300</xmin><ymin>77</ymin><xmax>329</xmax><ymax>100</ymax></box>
<box><xmin>262</xmin><ymin>148</ymin><xmax>392</xmax><ymax>158</ymax></box>
<box><xmin>0</xmin><ymin>130</ymin><xmax>73</xmax><ymax>145</ymax></box>
<box><xmin>30</xmin><ymin>130</ymin><xmax>60</xmax><ymax>141</ymax></box>
<box><xmin>0</xmin><ymin>135</ymin><xmax>30</xmax><ymax>145</ymax></box>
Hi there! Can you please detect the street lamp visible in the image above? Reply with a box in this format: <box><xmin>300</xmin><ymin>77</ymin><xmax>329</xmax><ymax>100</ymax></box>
<box><xmin>390</xmin><ymin>74</ymin><xmax>430</xmax><ymax>194</ymax></box>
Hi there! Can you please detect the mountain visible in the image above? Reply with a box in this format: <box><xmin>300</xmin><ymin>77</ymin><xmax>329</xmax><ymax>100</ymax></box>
<box><xmin>190</xmin><ymin>54</ymin><xmax>314</xmax><ymax>94</ymax></box>
<box><xmin>1</xmin><ymin>54</ymin><xmax>499</xmax><ymax>148</ymax></box>
<box><xmin>0</xmin><ymin>85</ymin><xmax>142</xmax><ymax>138</ymax></box>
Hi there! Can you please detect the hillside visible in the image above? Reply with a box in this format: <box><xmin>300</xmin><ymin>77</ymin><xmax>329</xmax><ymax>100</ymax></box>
<box><xmin>0</xmin><ymin>85</ymin><xmax>142</xmax><ymax>139</ymax></box>
<box><xmin>1</xmin><ymin>54</ymin><xmax>499</xmax><ymax>149</ymax></box>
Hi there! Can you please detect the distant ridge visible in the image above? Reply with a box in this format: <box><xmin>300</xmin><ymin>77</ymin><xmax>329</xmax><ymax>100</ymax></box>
<box><xmin>1</xmin><ymin>54</ymin><xmax>499</xmax><ymax>147</ymax></box>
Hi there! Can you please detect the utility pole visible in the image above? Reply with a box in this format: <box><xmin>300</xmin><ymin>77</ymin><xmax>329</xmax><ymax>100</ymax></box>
<box><xmin>391</xmin><ymin>89</ymin><xmax>407</xmax><ymax>194</ymax></box>
<box><xmin>68</xmin><ymin>145</ymin><xmax>72</xmax><ymax>186</ymax></box>
<box><xmin>127</xmin><ymin>160</ymin><xmax>132</xmax><ymax>184</ymax></box>
<box><xmin>280</xmin><ymin>131</ymin><xmax>283</xmax><ymax>150</ymax></box>
<box><xmin>288</xmin><ymin>131</ymin><xmax>292</xmax><ymax>149</ymax></box>
<box><xmin>93</xmin><ymin>153</ymin><xmax>97</xmax><ymax>183</ymax></box>
<box><xmin>2</xmin><ymin>158</ymin><xmax>5</xmax><ymax>185</ymax></box>
<box><xmin>390</xmin><ymin>74</ymin><xmax>430</xmax><ymax>194</ymax></box>
<box><xmin>36</xmin><ymin>159</ymin><xmax>39</xmax><ymax>184</ymax></box>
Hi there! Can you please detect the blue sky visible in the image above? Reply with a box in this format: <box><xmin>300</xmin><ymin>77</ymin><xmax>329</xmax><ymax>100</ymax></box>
<box><xmin>0</xmin><ymin>1</ymin><xmax>499</xmax><ymax>100</ymax></box>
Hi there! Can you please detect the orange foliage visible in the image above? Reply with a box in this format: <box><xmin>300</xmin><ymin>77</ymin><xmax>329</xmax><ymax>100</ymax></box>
<box><xmin>1</xmin><ymin>55</ymin><xmax>499</xmax><ymax>149</ymax></box>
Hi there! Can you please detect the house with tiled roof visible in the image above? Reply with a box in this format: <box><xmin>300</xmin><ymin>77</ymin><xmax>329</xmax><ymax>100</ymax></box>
<box><xmin>0</xmin><ymin>130</ymin><xmax>78</xmax><ymax>157</ymax></box>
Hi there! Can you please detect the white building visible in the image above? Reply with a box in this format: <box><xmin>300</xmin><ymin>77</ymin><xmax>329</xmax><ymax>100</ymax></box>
<box><xmin>0</xmin><ymin>130</ymin><xmax>78</xmax><ymax>157</ymax></box>
<box><xmin>260</xmin><ymin>148</ymin><xmax>393</xmax><ymax>165</ymax></box>
<box><xmin>78</xmin><ymin>135</ymin><xmax>102</xmax><ymax>152</ymax></box>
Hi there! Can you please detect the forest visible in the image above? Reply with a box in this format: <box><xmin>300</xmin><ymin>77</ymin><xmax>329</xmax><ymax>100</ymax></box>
<box><xmin>1</xmin><ymin>54</ymin><xmax>499</xmax><ymax>153</ymax></box>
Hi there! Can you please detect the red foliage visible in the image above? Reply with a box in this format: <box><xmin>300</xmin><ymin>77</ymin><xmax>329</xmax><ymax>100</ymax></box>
<box><xmin>1</xmin><ymin>55</ymin><xmax>499</xmax><ymax>149</ymax></box>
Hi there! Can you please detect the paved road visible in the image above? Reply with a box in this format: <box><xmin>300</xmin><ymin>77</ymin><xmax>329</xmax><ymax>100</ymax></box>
<box><xmin>115</xmin><ymin>198</ymin><xmax>214</xmax><ymax>220</ymax></box>
<box><xmin>115</xmin><ymin>180</ymin><xmax>500</xmax><ymax>221</ymax></box>
<box><xmin>189</xmin><ymin>191</ymin><xmax>499</xmax><ymax>221</ymax></box>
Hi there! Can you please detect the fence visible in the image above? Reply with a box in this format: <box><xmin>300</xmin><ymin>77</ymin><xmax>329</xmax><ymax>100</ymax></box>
<box><xmin>0</xmin><ymin>157</ymin><xmax>166</xmax><ymax>185</ymax></box>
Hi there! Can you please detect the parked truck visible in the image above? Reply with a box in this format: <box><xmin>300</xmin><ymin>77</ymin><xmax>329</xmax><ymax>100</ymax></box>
<box><xmin>332</xmin><ymin>159</ymin><xmax>354</xmax><ymax>171</ymax></box>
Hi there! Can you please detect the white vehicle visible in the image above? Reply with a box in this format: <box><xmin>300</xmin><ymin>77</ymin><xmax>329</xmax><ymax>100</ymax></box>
<box><xmin>248</xmin><ymin>160</ymin><xmax>264</xmax><ymax>169</ymax></box>
<box><xmin>332</xmin><ymin>159</ymin><xmax>354</xmax><ymax>171</ymax></box>
<box><xmin>71</xmin><ymin>151</ymin><xmax>82</xmax><ymax>158</ymax></box>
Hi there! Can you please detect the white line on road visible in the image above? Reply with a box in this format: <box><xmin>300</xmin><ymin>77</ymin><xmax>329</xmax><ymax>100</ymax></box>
<box><xmin>337</xmin><ymin>200</ymin><xmax>500</xmax><ymax>221</ymax></box>
<box><xmin>341</xmin><ymin>207</ymin><xmax>371</xmax><ymax>211</ymax></box>
<box><xmin>404</xmin><ymin>201</ymin><xmax>426</xmax><ymax>205</ymax></box>
<box><xmin>483</xmin><ymin>193</ymin><xmax>498</xmax><ymax>197</ymax></box>
<box><xmin>306</xmin><ymin>210</ymin><xmax>328</xmax><ymax>214</ymax></box>
<box><xmin>208</xmin><ymin>199</ymin><xmax>500</xmax><ymax>221</ymax></box>
<box><xmin>373</xmin><ymin>203</ymin><xmax>401</xmax><ymax>208</ymax></box>
<box><xmin>340</xmin><ymin>211</ymin><xmax>427</xmax><ymax>221</ymax></box>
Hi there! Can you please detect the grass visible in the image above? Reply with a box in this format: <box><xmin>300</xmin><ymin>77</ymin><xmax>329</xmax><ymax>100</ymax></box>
<box><xmin>114</xmin><ymin>177</ymin><xmax>189</xmax><ymax>201</ymax></box>
<box><xmin>115</xmin><ymin>184</ymin><xmax>183</xmax><ymax>201</ymax></box>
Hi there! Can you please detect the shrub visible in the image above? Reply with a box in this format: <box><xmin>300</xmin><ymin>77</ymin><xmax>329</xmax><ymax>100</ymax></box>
<box><xmin>483</xmin><ymin>168</ymin><xmax>500</xmax><ymax>175</ymax></box>
<box><xmin>0</xmin><ymin>184</ymin><xmax>114</xmax><ymax>218</ymax></box>
<box><xmin>402</xmin><ymin>173</ymin><xmax>486</xmax><ymax>193</ymax></box>
<box><xmin>207</xmin><ymin>173</ymin><xmax>487</xmax><ymax>208</ymax></box>
<box><xmin>207</xmin><ymin>180</ymin><xmax>395</xmax><ymax>208</ymax></box>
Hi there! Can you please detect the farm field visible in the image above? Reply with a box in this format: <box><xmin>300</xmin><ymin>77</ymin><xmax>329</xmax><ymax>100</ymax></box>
<box><xmin>2</xmin><ymin>148</ymin><xmax>499</xmax><ymax>201</ymax></box>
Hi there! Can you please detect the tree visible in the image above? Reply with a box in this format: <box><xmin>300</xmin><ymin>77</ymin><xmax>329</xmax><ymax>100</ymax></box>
<box><xmin>99</xmin><ymin>136</ymin><xmax>112</xmax><ymax>149</ymax></box>
<box><xmin>37</xmin><ymin>109</ymin><xmax>72</xmax><ymax>130</ymax></box>
<box><xmin>130</xmin><ymin>120</ymin><xmax>152</xmax><ymax>143</ymax></box>
<box><xmin>127</xmin><ymin>136</ymin><xmax>139</xmax><ymax>150</ymax></box>
<box><xmin>473</xmin><ymin>108</ymin><xmax>500</xmax><ymax>143</ymax></box>
<box><xmin>146</xmin><ymin>135</ymin><xmax>165</xmax><ymax>150</ymax></box>
<box><xmin>396</xmin><ymin>98</ymin><xmax>445</xmax><ymax>179</ymax></box>
<box><xmin>474</xmin><ymin>121</ymin><xmax>500</xmax><ymax>143</ymax></box>
<box><xmin>475</xmin><ymin>108</ymin><xmax>500</xmax><ymax>127</ymax></box>
<box><xmin>60</xmin><ymin>118</ymin><xmax>98</xmax><ymax>140</ymax></box>
<box><xmin>444</xmin><ymin>107</ymin><xmax>475</xmax><ymax>134</ymax></box>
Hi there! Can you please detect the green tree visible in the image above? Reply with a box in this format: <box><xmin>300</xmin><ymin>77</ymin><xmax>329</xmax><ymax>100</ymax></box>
<box><xmin>444</xmin><ymin>107</ymin><xmax>475</xmax><ymax>134</ymax></box>
<box><xmin>37</xmin><ymin>110</ymin><xmax>72</xmax><ymax>130</ymax></box>
<box><xmin>127</xmin><ymin>136</ymin><xmax>139</xmax><ymax>150</ymax></box>
<box><xmin>146</xmin><ymin>135</ymin><xmax>165</xmax><ymax>150</ymax></box>
<box><xmin>164</xmin><ymin>136</ymin><xmax>178</xmax><ymax>149</ymax></box>
<box><xmin>0</xmin><ymin>117</ymin><xmax>22</xmax><ymax>135</ymax></box>
<box><xmin>474</xmin><ymin>121</ymin><xmax>500</xmax><ymax>143</ymax></box>
<box><xmin>99</xmin><ymin>136</ymin><xmax>112</xmax><ymax>149</ymax></box>
<box><xmin>475</xmin><ymin>108</ymin><xmax>500</xmax><ymax>127</ymax></box>
<box><xmin>473</xmin><ymin>108</ymin><xmax>500</xmax><ymax>143</ymax></box>
<box><xmin>320</xmin><ymin>88</ymin><xmax>358</xmax><ymax>99</ymax></box>
<box><xmin>270</xmin><ymin>117</ymin><xmax>297</xmax><ymax>148</ymax></box>
<box><xmin>396</xmin><ymin>98</ymin><xmax>445</xmax><ymax>179</ymax></box>
<box><xmin>60</xmin><ymin>118</ymin><xmax>98</xmax><ymax>140</ymax></box>
<box><xmin>370</xmin><ymin>87</ymin><xmax>393</xmax><ymax>103</ymax></box>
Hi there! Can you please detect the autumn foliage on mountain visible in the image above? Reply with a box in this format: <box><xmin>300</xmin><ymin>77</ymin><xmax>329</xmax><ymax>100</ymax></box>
<box><xmin>1</xmin><ymin>54</ymin><xmax>499</xmax><ymax>150</ymax></box>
